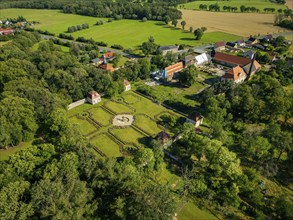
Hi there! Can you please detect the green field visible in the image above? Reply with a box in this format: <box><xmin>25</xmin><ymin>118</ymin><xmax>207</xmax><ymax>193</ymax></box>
<box><xmin>0</xmin><ymin>9</ymin><xmax>241</xmax><ymax>48</ymax></box>
<box><xmin>104</xmin><ymin>101</ymin><xmax>135</xmax><ymax>114</ymax></box>
<box><xmin>179</xmin><ymin>0</ymin><xmax>287</xmax><ymax>12</ymax></box>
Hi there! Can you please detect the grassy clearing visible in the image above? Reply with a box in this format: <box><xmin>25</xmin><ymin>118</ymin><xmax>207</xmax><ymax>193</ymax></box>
<box><xmin>180</xmin><ymin>10</ymin><xmax>287</xmax><ymax>37</ymax></box>
<box><xmin>69</xmin><ymin>116</ymin><xmax>97</xmax><ymax>135</ymax></box>
<box><xmin>179</xmin><ymin>0</ymin><xmax>287</xmax><ymax>12</ymax></box>
<box><xmin>0</xmin><ymin>140</ymin><xmax>33</xmax><ymax>161</ymax></box>
<box><xmin>89</xmin><ymin>107</ymin><xmax>113</xmax><ymax>126</ymax></box>
<box><xmin>122</xmin><ymin>93</ymin><xmax>141</xmax><ymax>104</ymax></box>
<box><xmin>111</xmin><ymin>127</ymin><xmax>146</xmax><ymax>146</ymax></box>
<box><xmin>177</xmin><ymin>199</ymin><xmax>218</xmax><ymax>220</ymax></box>
<box><xmin>134</xmin><ymin>115</ymin><xmax>162</xmax><ymax>135</ymax></box>
<box><xmin>90</xmin><ymin>134</ymin><xmax>122</xmax><ymax>157</ymax></box>
<box><xmin>1</xmin><ymin>9</ymin><xmax>242</xmax><ymax>48</ymax></box>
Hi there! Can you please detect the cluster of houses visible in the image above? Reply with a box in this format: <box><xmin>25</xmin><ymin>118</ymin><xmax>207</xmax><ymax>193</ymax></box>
<box><xmin>91</xmin><ymin>51</ymin><xmax>117</xmax><ymax>72</ymax></box>
<box><xmin>0</xmin><ymin>20</ymin><xmax>28</xmax><ymax>35</ymax></box>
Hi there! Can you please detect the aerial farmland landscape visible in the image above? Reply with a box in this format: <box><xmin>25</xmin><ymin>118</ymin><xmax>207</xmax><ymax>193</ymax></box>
<box><xmin>0</xmin><ymin>0</ymin><xmax>292</xmax><ymax>219</ymax></box>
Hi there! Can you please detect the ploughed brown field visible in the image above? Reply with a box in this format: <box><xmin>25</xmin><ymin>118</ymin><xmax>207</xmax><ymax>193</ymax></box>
<box><xmin>285</xmin><ymin>0</ymin><xmax>293</xmax><ymax>9</ymax></box>
<box><xmin>180</xmin><ymin>10</ymin><xmax>287</xmax><ymax>37</ymax></box>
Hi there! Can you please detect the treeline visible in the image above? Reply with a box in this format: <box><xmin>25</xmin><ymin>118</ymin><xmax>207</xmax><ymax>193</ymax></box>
<box><xmin>67</xmin><ymin>23</ymin><xmax>89</xmax><ymax>33</ymax></box>
<box><xmin>275</xmin><ymin>9</ymin><xmax>293</xmax><ymax>30</ymax></box>
<box><xmin>0</xmin><ymin>112</ymin><xmax>175</xmax><ymax>219</ymax></box>
<box><xmin>3</xmin><ymin>0</ymin><xmax>182</xmax><ymax>21</ymax></box>
<box><xmin>198</xmin><ymin>3</ymin><xmax>284</xmax><ymax>13</ymax></box>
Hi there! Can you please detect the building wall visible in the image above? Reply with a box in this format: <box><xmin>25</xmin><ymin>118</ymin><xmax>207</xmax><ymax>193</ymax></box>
<box><xmin>68</xmin><ymin>99</ymin><xmax>87</xmax><ymax>110</ymax></box>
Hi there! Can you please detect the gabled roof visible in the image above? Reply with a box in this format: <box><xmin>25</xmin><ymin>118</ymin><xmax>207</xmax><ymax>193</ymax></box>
<box><xmin>214</xmin><ymin>42</ymin><xmax>225</xmax><ymax>48</ymax></box>
<box><xmin>99</xmin><ymin>63</ymin><xmax>115</xmax><ymax>71</ymax></box>
<box><xmin>123</xmin><ymin>79</ymin><xmax>130</xmax><ymax>86</ymax></box>
<box><xmin>165</xmin><ymin>62</ymin><xmax>183</xmax><ymax>75</ymax></box>
<box><xmin>156</xmin><ymin>131</ymin><xmax>171</xmax><ymax>140</ymax></box>
<box><xmin>195</xmin><ymin>53</ymin><xmax>209</xmax><ymax>65</ymax></box>
<box><xmin>102</xmin><ymin>51</ymin><xmax>115</xmax><ymax>59</ymax></box>
<box><xmin>223</xmin><ymin>65</ymin><xmax>246</xmax><ymax>81</ymax></box>
<box><xmin>244</xmin><ymin>50</ymin><xmax>254</xmax><ymax>59</ymax></box>
<box><xmin>213</xmin><ymin>52</ymin><xmax>251</xmax><ymax>67</ymax></box>
<box><xmin>188</xmin><ymin>112</ymin><xmax>203</xmax><ymax>121</ymax></box>
<box><xmin>87</xmin><ymin>91</ymin><xmax>100</xmax><ymax>99</ymax></box>
<box><xmin>243</xmin><ymin>60</ymin><xmax>261</xmax><ymax>74</ymax></box>
<box><xmin>184</xmin><ymin>55</ymin><xmax>195</xmax><ymax>62</ymax></box>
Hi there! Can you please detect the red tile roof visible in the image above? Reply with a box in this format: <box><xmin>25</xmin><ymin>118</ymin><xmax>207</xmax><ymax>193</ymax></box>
<box><xmin>213</xmin><ymin>52</ymin><xmax>251</xmax><ymax>67</ymax></box>
<box><xmin>0</xmin><ymin>28</ymin><xmax>14</xmax><ymax>35</ymax></box>
<box><xmin>103</xmin><ymin>51</ymin><xmax>115</xmax><ymax>59</ymax></box>
<box><xmin>165</xmin><ymin>62</ymin><xmax>183</xmax><ymax>75</ymax></box>
<box><xmin>123</xmin><ymin>79</ymin><xmax>130</xmax><ymax>86</ymax></box>
<box><xmin>223</xmin><ymin>65</ymin><xmax>246</xmax><ymax>81</ymax></box>
<box><xmin>215</xmin><ymin>42</ymin><xmax>225</xmax><ymax>48</ymax></box>
<box><xmin>87</xmin><ymin>91</ymin><xmax>100</xmax><ymax>99</ymax></box>
<box><xmin>99</xmin><ymin>63</ymin><xmax>115</xmax><ymax>72</ymax></box>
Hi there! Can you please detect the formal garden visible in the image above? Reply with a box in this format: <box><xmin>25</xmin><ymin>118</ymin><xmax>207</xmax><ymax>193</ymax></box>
<box><xmin>68</xmin><ymin>91</ymin><xmax>185</xmax><ymax>158</ymax></box>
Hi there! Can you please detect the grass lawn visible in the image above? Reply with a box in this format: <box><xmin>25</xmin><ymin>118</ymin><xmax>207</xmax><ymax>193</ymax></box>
<box><xmin>89</xmin><ymin>107</ymin><xmax>113</xmax><ymax>126</ymax></box>
<box><xmin>111</xmin><ymin>127</ymin><xmax>146</xmax><ymax>146</ymax></box>
<box><xmin>0</xmin><ymin>140</ymin><xmax>33</xmax><ymax>161</ymax></box>
<box><xmin>137</xmin><ymin>81</ymin><xmax>207</xmax><ymax>114</ymax></box>
<box><xmin>69</xmin><ymin>116</ymin><xmax>97</xmax><ymax>135</ymax></box>
<box><xmin>104</xmin><ymin>101</ymin><xmax>135</xmax><ymax>114</ymax></box>
<box><xmin>179</xmin><ymin>0</ymin><xmax>287</xmax><ymax>12</ymax></box>
<box><xmin>177</xmin><ymin>199</ymin><xmax>218</xmax><ymax>220</ymax></box>
<box><xmin>1</xmin><ymin>9</ymin><xmax>241</xmax><ymax>48</ymax></box>
<box><xmin>134</xmin><ymin>115</ymin><xmax>162</xmax><ymax>135</ymax></box>
<box><xmin>122</xmin><ymin>93</ymin><xmax>141</xmax><ymax>104</ymax></box>
<box><xmin>90</xmin><ymin>134</ymin><xmax>122</xmax><ymax>157</ymax></box>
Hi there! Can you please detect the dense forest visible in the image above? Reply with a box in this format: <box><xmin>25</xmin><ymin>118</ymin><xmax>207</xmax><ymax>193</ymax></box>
<box><xmin>0</xmin><ymin>0</ymin><xmax>188</xmax><ymax>21</ymax></box>
<box><xmin>0</xmin><ymin>30</ymin><xmax>292</xmax><ymax>219</ymax></box>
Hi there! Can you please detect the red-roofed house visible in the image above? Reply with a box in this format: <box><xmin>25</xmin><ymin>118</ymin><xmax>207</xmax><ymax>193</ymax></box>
<box><xmin>0</xmin><ymin>28</ymin><xmax>14</xmax><ymax>35</ymax></box>
<box><xmin>242</xmin><ymin>60</ymin><xmax>262</xmax><ymax>76</ymax></box>
<box><xmin>87</xmin><ymin>91</ymin><xmax>101</xmax><ymax>104</ymax></box>
<box><xmin>213</xmin><ymin>52</ymin><xmax>251</xmax><ymax>68</ymax></box>
<box><xmin>186</xmin><ymin>112</ymin><xmax>204</xmax><ymax>127</ymax></box>
<box><xmin>214</xmin><ymin>42</ymin><xmax>226</xmax><ymax>51</ymax></box>
<box><xmin>99</xmin><ymin>63</ymin><xmax>115</xmax><ymax>72</ymax></box>
<box><xmin>123</xmin><ymin>79</ymin><xmax>131</xmax><ymax>91</ymax></box>
<box><xmin>102</xmin><ymin>51</ymin><xmax>115</xmax><ymax>60</ymax></box>
<box><xmin>222</xmin><ymin>65</ymin><xmax>247</xmax><ymax>84</ymax></box>
<box><xmin>163</xmin><ymin>62</ymin><xmax>184</xmax><ymax>81</ymax></box>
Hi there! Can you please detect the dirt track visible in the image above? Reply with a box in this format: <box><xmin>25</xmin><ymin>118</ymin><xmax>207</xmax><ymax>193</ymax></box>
<box><xmin>181</xmin><ymin>10</ymin><xmax>287</xmax><ymax>37</ymax></box>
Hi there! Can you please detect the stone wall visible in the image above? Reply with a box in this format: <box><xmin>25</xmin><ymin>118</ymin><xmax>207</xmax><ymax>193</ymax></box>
<box><xmin>68</xmin><ymin>98</ymin><xmax>87</xmax><ymax>110</ymax></box>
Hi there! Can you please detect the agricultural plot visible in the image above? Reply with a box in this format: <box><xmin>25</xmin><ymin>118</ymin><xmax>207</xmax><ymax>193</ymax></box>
<box><xmin>180</xmin><ymin>0</ymin><xmax>287</xmax><ymax>12</ymax></box>
<box><xmin>180</xmin><ymin>10</ymin><xmax>287</xmax><ymax>37</ymax></box>
<box><xmin>1</xmin><ymin>8</ymin><xmax>242</xmax><ymax>48</ymax></box>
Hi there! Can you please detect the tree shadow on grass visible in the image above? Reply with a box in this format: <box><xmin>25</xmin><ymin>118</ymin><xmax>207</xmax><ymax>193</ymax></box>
<box><xmin>138</xmin><ymin>136</ymin><xmax>152</xmax><ymax>147</ymax></box>
<box><xmin>180</xmin><ymin>37</ymin><xmax>196</xmax><ymax>41</ymax></box>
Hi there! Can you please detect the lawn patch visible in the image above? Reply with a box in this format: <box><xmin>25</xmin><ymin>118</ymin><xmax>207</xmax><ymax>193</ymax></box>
<box><xmin>90</xmin><ymin>133</ymin><xmax>122</xmax><ymax>157</ymax></box>
<box><xmin>134</xmin><ymin>114</ymin><xmax>162</xmax><ymax>136</ymax></box>
<box><xmin>89</xmin><ymin>107</ymin><xmax>113</xmax><ymax>126</ymax></box>
<box><xmin>104</xmin><ymin>100</ymin><xmax>135</xmax><ymax>114</ymax></box>
<box><xmin>69</xmin><ymin>116</ymin><xmax>98</xmax><ymax>136</ymax></box>
<box><xmin>122</xmin><ymin>93</ymin><xmax>141</xmax><ymax>104</ymax></box>
<box><xmin>110</xmin><ymin>126</ymin><xmax>146</xmax><ymax>147</ymax></box>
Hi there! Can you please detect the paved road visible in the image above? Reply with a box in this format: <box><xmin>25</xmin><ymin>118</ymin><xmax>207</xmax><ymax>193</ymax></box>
<box><xmin>41</xmin><ymin>34</ymin><xmax>142</xmax><ymax>59</ymax></box>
